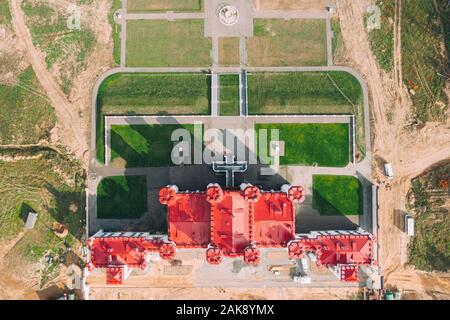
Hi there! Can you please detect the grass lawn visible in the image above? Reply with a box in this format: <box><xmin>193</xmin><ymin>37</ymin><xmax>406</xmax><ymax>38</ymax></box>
<box><xmin>220</xmin><ymin>74</ymin><xmax>240</xmax><ymax>116</ymax></box>
<box><xmin>110</xmin><ymin>124</ymin><xmax>202</xmax><ymax>167</ymax></box>
<box><xmin>127</xmin><ymin>0</ymin><xmax>203</xmax><ymax>12</ymax></box>
<box><xmin>97</xmin><ymin>176</ymin><xmax>148</xmax><ymax>219</ymax></box>
<box><xmin>248</xmin><ymin>71</ymin><xmax>366</xmax><ymax>158</ymax></box>
<box><xmin>0</xmin><ymin>67</ymin><xmax>55</xmax><ymax>144</ymax></box>
<box><xmin>401</xmin><ymin>0</ymin><xmax>449</xmax><ymax>122</ymax></box>
<box><xmin>312</xmin><ymin>175</ymin><xmax>363</xmax><ymax>216</ymax></box>
<box><xmin>219</xmin><ymin>37</ymin><xmax>240</xmax><ymax>66</ymax></box>
<box><xmin>126</xmin><ymin>20</ymin><xmax>211</xmax><ymax>67</ymax></box>
<box><xmin>248</xmin><ymin>72</ymin><xmax>362</xmax><ymax>115</ymax></box>
<box><xmin>247</xmin><ymin>19</ymin><xmax>327</xmax><ymax>66</ymax></box>
<box><xmin>96</xmin><ymin>73</ymin><xmax>210</xmax><ymax>163</ymax></box>
<box><xmin>255</xmin><ymin>123</ymin><xmax>350</xmax><ymax>167</ymax></box>
<box><xmin>109</xmin><ymin>0</ymin><xmax>122</xmax><ymax>65</ymax></box>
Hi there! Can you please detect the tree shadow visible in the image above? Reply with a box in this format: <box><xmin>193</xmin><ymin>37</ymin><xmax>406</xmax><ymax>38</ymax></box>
<box><xmin>19</xmin><ymin>202</ymin><xmax>36</xmax><ymax>223</ymax></box>
<box><xmin>43</xmin><ymin>183</ymin><xmax>86</xmax><ymax>242</ymax></box>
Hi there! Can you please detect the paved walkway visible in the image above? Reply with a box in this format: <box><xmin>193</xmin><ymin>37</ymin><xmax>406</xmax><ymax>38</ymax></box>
<box><xmin>88</xmin><ymin>6</ymin><xmax>374</xmax><ymax>240</ymax></box>
<box><xmin>126</xmin><ymin>12</ymin><xmax>205</xmax><ymax>20</ymax></box>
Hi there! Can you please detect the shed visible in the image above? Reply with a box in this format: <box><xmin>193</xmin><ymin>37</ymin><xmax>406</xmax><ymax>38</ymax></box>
<box><xmin>25</xmin><ymin>212</ymin><xmax>38</xmax><ymax>229</ymax></box>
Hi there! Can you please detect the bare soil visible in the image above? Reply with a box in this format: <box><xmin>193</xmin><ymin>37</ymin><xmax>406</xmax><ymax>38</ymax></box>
<box><xmin>336</xmin><ymin>0</ymin><xmax>450</xmax><ymax>299</ymax></box>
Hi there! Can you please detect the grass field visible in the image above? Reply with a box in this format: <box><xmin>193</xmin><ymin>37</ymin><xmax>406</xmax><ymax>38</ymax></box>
<box><xmin>23</xmin><ymin>0</ymin><xmax>95</xmax><ymax>94</ymax></box>
<box><xmin>401</xmin><ymin>0</ymin><xmax>449</xmax><ymax>123</ymax></box>
<box><xmin>110</xmin><ymin>124</ymin><xmax>202</xmax><ymax>167</ymax></box>
<box><xmin>126</xmin><ymin>20</ymin><xmax>211</xmax><ymax>67</ymax></box>
<box><xmin>0</xmin><ymin>153</ymin><xmax>86</xmax><ymax>287</ymax></box>
<box><xmin>219</xmin><ymin>38</ymin><xmax>240</xmax><ymax>66</ymax></box>
<box><xmin>255</xmin><ymin>123</ymin><xmax>350</xmax><ymax>167</ymax></box>
<box><xmin>247</xmin><ymin>19</ymin><xmax>327</xmax><ymax>66</ymax></box>
<box><xmin>408</xmin><ymin>163</ymin><xmax>450</xmax><ymax>272</ymax></box>
<box><xmin>0</xmin><ymin>0</ymin><xmax>11</xmax><ymax>25</ymax></box>
<box><xmin>220</xmin><ymin>74</ymin><xmax>240</xmax><ymax>116</ymax></box>
<box><xmin>248</xmin><ymin>71</ymin><xmax>366</xmax><ymax>158</ymax></box>
<box><xmin>366</xmin><ymin>0</ymin><xmax>394</xmax><ymax>72</ymax></box>
<box><xmin>97</xmin><ymin>176</ymin><xmax>148</xmax><ymax>219</ymax></box>
<box><xmin>109</xmin><ymin>0</ymin><xmax>122</xmax><ymax>65</ymax></box>
<box><xmin>0</xmin><ymin>67</ymin><xmax>56</xmax><ymax>144</ymax></box>
<box><xmin>96</xmin><ymin>73</ymin><xmax>210</xmax><ymax>162</ymax></box>
<box><xmin>331</xmin><ymin>17</ymin><xmax>346</xmax><ymax>64</ymax></box>
<box><xmin>312</xmin><ymin>175</ymin><xmax>363</xmax><ymax>216</ymax></box>
<box><xmin>127</xmin><ymin>0</ymin><xmax>203</xmax><ymax>12</ymax></box>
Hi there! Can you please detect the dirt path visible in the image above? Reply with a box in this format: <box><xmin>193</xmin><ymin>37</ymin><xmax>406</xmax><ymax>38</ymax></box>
<box><xmin>336</xmin><ymin>0</ymin><xmax>450</xmax><ymax>299</ymax></box>
<box><xmin>10</xmin><ymin>0</ymin><xmax>89</xmax><ymax>165</ymax></box>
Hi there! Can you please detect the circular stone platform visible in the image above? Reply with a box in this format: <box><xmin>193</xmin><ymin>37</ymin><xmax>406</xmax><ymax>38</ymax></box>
<box><xmin>218</xmin><ymin>5</ymin><xmax>239</xmax><ymax>26</ymax></box>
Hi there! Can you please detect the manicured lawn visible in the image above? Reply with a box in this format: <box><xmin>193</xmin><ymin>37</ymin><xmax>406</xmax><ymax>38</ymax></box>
<box><xmin>126</xmin><ymin>20</ymin><xmax>211</xmax><ymax>67</ymax></box>
<box><xmin>219</xmin><ymin>37</ymin><xmax>240</xmax><ymax>66</ymax></box>
<box><xmin>97</xmin><ymin>176</ymin><xmax>148</xmax><ymax>219</ymax></box>
<box><xmin>110</xmin><ymin>124</ymin><xmax>202</xmax><ymax>167</ymax></box>
<box><xmin>96</xmin><ymin>73</ymin><xmax>210</xmax><ymax>163</ymax></box>
<box><xmin>248</xmin><ymin>72</ymin><xmax>362</xmax><ymax>115</ymax></box>
<box><xmin>247</xmin><ymin>19</ymin><xmax>327</xmax><ymax>66</ymax></box>
<box><xmin>127</xmin><ymin>0</ymin><xmax>203</xmax><ymax>12</ymax></box>
<box><xmin>312</xmin><ymin>175</ymin><xmax>363</xmax><ymax>216</ymax></box>
<box><xmin>248</xmin><ymin>71</ymin><xmax>366</xmax><ymax>159</ymax></box>
<box><xmin>220</xmin><ymin>74</ymin><xmax>240</xmax><ymax>116</ymax></box>
<box><xmin>255</xmin><ymin>123</ymin><xmax>350</xmax><ymax>167</ymax></box>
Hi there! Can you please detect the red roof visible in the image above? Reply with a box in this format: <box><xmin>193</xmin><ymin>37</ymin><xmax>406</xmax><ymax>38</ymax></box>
<box><xmin>86</xmin><ymin>184</ymin><xmax>376</xmax><ymax>284</ymax></box>
<box><xmin>162</xmin><ymin>185</ymin><xmax>297</xmax><ymax>256</ymax></box>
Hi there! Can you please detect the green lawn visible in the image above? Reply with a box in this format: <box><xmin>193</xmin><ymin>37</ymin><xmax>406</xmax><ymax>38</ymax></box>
<box><xmin>247</xmin><ymin>19</ymin><xmax>327</xmax><ymax>66</ymax></box>
<box><xmin>220</xmin><ymin>74</ymin><xmax>240</xmax><ymax>116</ymax></box>
<box><xmin>255</xmin><ymin>123</ymin><xmax>350</xmax><ymax>167</ymax></box>
<box><xmin>109</xmin><ymin>0</ymin><xmax>122</xmax><ymax>65</ymax></box>
<box><xmin>126</xmin><ymin>20</ymin><xmax>211</xmax><ymax>67</ymax></box>
<box><xmin>0</xmin><ymin>67</ymin><xmax>56</xmax><ymax>144</ymax></box>
<box><xmin>248</xmin><ymin>72</ymin><xmax>362</xmax><ymax>115</ymax></box>
<box><xmin>96</xmin><ymin>73</ymin><xmax>210</xmax><ymax>163</ymax></box>
<box><xmin>97</xmin><ymin>176</ymin><xmax>148</xmax><ymax>219</ymax></box>
<box><xmin>127</xmin><ymin>0</ymin><xmax>203</xmax><ymax>12</ymax></box>
<box><xmin>248</xmin><ymin>72</ymin><xmax>366</xmax><ymax>159</ymax></box>
<box><xmin>110</xmin><ymin>124</ymin><xmax>202</xmax><ymax>167</ymax></box>
<box><xmin>312</xmin><ymin>175</ymin><xmax>363</xmax><ymax>216</ymax></box>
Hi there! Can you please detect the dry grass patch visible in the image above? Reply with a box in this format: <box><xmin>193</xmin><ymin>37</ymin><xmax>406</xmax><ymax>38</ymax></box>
<box><xmin>247</xmin><ymin>19</ymin><xmax>327</xmax><ymax>67</ymax></box>
<box><xmin>219</xmin><ymin>38</ymin><xmax>240</xmax><ymax>67</ymax></box>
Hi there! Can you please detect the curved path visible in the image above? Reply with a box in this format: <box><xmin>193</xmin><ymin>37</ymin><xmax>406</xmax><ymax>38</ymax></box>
<box><xmin>10</xmin><ymin>0</ymin><xmax>88</xmax><ymax>163</ymax></box>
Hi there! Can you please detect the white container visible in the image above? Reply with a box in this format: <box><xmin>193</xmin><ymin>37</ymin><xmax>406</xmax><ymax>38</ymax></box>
<box><xmin>405</xmin><ymin>214</ymin><xmax>414</xmax><ymax>236</ymax></box>
<box><xmin>384</xmin><ymin>163</ymin><xmax>394</xmax><ymax>180</ymax></box>
<box><xmin>300</xmin><ymin>258</ymin><xmax>309</xmax><ymax>272</ymax></box>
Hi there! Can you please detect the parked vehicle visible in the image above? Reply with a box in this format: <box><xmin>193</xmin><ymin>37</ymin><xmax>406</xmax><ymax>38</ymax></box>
<box><xmin>384</xmin><ymin>163</ymin><xmax>394</xmax><ymax>180</ymax></box>
<box><xmin>405</xmin><ymin>214</ymin><xmax>414</xmax><ymax>236</ymax></box>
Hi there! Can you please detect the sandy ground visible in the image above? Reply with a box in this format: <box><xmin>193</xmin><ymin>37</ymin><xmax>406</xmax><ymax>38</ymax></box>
<box><xmin>336</xmin><ymin>0</ymin><xmax>450</xmax><ymax>299</ymax></box>
<box><xmin>0</xmin><ymin>0</ymin><xmax>112</xmax><ymax>299</ymax></box>
<box><xmin>89</xmin><ymin>286</ymin><xmax>359</xmax><ymax>300</ymax></box>
<box><xmin>9</xmin><ymin>0</ymin><xmax>113</xmax><ymax>165</ymax></box>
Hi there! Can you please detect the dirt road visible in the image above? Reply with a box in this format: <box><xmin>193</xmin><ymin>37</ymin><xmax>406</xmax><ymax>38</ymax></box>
<box><xmin>10</xmin><ymin>0</ymin><xmax>89</xmax><ymax>164</ymax></box>
<box><xmin>336</xmin><ymin>0</ymin><xmax>450</xmax><ymax>299</ymax></box>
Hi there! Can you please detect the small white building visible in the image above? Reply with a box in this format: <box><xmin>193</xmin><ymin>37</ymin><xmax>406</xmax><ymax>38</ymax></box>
<box><xmin>25</xmin><ymin>212</ymin><xmax>38</xmax><ymax>229</ymax></box>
